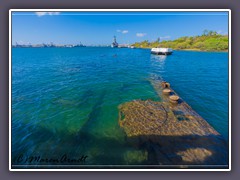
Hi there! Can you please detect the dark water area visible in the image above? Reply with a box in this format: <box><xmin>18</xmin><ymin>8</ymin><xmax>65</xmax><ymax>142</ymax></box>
<box><xmin>11</xmin><ymin>47</ymin><xmax>229</xmax><ymax>167</ymax></box>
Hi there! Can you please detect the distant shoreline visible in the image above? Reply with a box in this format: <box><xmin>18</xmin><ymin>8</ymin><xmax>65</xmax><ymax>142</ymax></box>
<box><xmin>176</xmin><ymin>49</ymin><xmax>228</xmax><ymax>53</ymax></box>
<box><xmin>132</xmin><ymin>32</ymin><xmax>228</xmax><ymax>52</ymax></box>
<box><xmin>12</xmin><ymin>46</ymin><xmax>228</xmax><ymax>52</ymax></box>
<box><xmin>137</xmin><ymin>47</ymin><xmax>228</xmax><ymax>53</ymax></box>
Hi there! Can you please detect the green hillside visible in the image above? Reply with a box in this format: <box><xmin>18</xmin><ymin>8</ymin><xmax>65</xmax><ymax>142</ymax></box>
<box><xmin>132</xmin><ymin>30</ymin><xmax>228</xmax><ymax>51</ymax></box>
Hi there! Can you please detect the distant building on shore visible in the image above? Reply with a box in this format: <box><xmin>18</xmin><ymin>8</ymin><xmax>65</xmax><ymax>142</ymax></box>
<box><xmin>12</xmin><ymin>42</ymin><xmax>86</xmax><ymax>48</ymax></box>
<box><xmin>74</xmin><ymin>42</ymin><xmax>86</xmax><ymax>47</ymax></box>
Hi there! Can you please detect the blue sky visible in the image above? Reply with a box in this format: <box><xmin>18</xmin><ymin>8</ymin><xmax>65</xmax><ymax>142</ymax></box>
<box><xmin>12</xmin><ymin>11</ymin><xmax>229</xmax><ymax>45</ymax></box>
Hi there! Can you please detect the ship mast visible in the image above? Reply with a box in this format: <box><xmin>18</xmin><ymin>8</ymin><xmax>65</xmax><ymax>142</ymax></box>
<box><xmin>113</xmin><ymin>36</ymin><xmax>117</xmax><ymax>44</ymax></box>
<box><xmin>111</xmin><ymin>36</ymin><xmax>118</xmax><ymax>48</ymax></box>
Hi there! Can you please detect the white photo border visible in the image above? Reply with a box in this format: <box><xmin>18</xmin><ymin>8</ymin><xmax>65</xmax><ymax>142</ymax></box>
<box><xmin>9</xmin><ymin>9</ymin><xmax>231</xmax><ymax>171</ymax></box>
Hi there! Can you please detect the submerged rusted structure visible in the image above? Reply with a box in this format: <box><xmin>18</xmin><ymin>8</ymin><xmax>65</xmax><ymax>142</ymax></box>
<box><xmin>118</xmin><ymin>75</ymin><xmax>228</xmax><ymax>167</ymax></box>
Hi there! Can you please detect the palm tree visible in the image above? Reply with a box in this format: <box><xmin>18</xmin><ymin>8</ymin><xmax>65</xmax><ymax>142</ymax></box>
<box><xmin>203</xmin><ymin>29</ymin><xmax>208</xmax><ymax>36</ymax></box>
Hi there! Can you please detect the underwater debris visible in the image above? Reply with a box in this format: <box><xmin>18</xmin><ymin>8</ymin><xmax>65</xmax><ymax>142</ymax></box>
<box><xmin>117</xmin><ymin>76</ymin><xmax>228</xmax><ymax>165</ymax></box>
<box><xmin>169</xmin><ymin>95</ymin><xmax>180</xmax><ymax>104</ymax></box>
<box><xmin>162</xmin><ymin>88</ymin><xmax>171</xmax><ymax>94</ymax></box>
<box><xmin>118</xmin><ymin>98</ymin><xmax>219</xmax><ymax>137</ymax></box>
<box><xmin>161</xmin><ymin>81</ymin><xmax>170</xmax><ymax>88</ymax></box>
<box><xmin>123</xmin><ymin>150</ymin><xmax>148</xmax><ymax>164</ymax></box>
<box><xmin>119</xmin><ymin>100</ymin><xmax>173</xmax><ymax>137</ymax></box>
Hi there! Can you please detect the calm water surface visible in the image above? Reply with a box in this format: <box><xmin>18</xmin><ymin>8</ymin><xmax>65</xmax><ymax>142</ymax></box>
<box><xmin>12</xmin><ymin>47</ymin><xmax>229</xmax><ymax>166</ymax></box>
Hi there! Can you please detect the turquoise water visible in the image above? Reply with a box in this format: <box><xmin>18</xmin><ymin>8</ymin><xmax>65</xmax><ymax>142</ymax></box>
<box><xmin>12</xmin><ymin>47</ymin><xmax>229</xmax><ymax>167</ymax></box>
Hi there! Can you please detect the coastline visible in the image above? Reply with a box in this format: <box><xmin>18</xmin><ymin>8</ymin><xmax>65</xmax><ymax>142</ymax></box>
<box><xmin>177</xmin><ymin>48</ymin><xmax>228</xmax><ymax>53</ymax></box>
<box><xmin>12</xmin><ymin>46</ymin><xmax>228</xmax><ymax>53</ymax></box>
<box><xmin>136</xmin><ymin>47</ymin><xmax>228</xmax><ymax>53</ymax></box>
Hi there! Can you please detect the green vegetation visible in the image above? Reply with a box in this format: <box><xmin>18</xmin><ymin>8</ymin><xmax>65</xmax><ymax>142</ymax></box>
<box><xmin>132</xmin><ymin>30</ymin><xmax>228</xmax><ymax>51</ymax></box>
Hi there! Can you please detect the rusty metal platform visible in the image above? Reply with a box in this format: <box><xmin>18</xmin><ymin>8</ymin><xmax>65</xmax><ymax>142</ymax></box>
<box><xmin>118</xmin><ymin>75</ymin><xmax>228</xmax><ymax>166</ymax></box>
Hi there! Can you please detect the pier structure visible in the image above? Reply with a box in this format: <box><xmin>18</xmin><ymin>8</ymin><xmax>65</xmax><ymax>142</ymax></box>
<box><xmin>118</xmin><ymin>75</ymin><xmax>228</xmax><ymax>167</ymax></box>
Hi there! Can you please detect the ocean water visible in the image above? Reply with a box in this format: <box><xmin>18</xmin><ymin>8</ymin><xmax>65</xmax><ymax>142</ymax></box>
<box><xmin>11</xmin><ymin>47</ymin><xmax>229</xmax><ymax>167</ymax></box>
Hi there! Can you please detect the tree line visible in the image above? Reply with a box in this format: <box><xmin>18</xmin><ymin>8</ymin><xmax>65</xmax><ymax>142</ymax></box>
<box><xmin>132</xmin><ymin>30</ymin><xmax>228</xmax><ymax>51</ymax></box>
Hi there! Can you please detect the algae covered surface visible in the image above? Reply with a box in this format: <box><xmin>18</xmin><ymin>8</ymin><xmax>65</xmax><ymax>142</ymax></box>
<box><xmin>119</xmin><ymin>100</ymin><xmax>170</xmax><ymax>136</ymax></box>
<box><xmin>118</xmin><ymin>76</ymin><xmax>228</xmax><ymax>166</ymax></box>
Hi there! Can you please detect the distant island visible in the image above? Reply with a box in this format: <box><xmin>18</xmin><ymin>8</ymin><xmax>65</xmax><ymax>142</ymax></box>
<box><xmin>132</xmin><ymin>30</ymin><xmax>228</xmax><ymax>52</ymax></box>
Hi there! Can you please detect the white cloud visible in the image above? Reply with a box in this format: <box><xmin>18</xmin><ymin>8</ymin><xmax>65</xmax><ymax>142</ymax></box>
<box><xmin>136</xmin><ymin>33</ymin><xmax>147</xmax><ymax>37</ymax></box>
<box><xmin>116</xmin><ymin>29</ymin><xmax>129</xmax><ymax>34</ymax></box>
<box><xmin>35</xmin><ymin>12</ymin><xmax>60</xmax><ymax>17</ymax></box>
